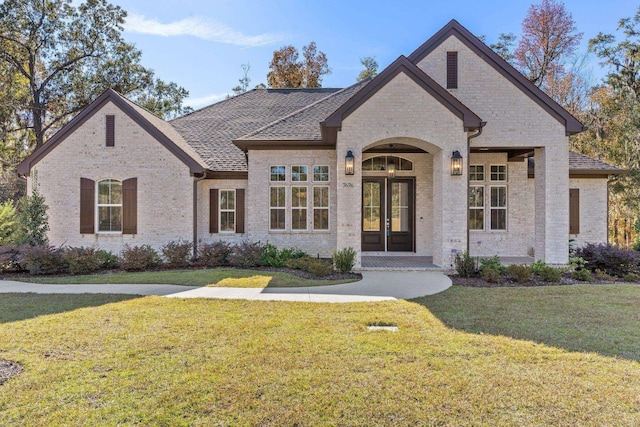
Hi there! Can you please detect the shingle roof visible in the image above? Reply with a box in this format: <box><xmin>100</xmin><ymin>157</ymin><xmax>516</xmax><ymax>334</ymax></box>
<box><xmin>236</xmin><ymin>80</ymin><xmax>370</xmax><ymax>142</ymax></box>
<box><xmin>569</xmin><ymin>151</ymin><xmax>626</xmax><ymax>175</ymax></box>
<box><xmin>170</xmin><ymin>88</ymin><xmax>342</xmax><ymax>171</ymax></box>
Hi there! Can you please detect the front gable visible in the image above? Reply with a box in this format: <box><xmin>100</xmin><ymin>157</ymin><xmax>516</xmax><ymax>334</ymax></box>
<box><xmin>408</xmin><ymin>20</ymin><xmax>585</xmax><ymax>139</ymax></box>
<box><xmin>17</xmin><ymin>89</ymin><xmax>206</xmax><ymax>176</ymax></box>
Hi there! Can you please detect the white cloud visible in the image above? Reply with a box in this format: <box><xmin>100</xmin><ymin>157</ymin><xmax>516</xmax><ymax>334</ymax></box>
<box><xmin>125</xmin><ymin>13</ymin><xmax>283</xmax><ymax>48</ymax></box>
<box><xmin>186</xmin><ymin>92</ymin><xmax>229</xmax><ymax>109</ymax></box>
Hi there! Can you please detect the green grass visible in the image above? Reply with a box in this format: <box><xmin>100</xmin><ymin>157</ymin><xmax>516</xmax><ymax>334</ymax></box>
<box><xmin>1</xmin><ymin>285</ymin><xmax>640</xmax><ymax>425</ymax></box>
<box><xmin>14</xmin><ymin>268</ymin><xmax>356</xmax><ymax>288</ymax></box>
<box><xmin>417</xmin><ymin>284</ymin><xmax>640</xmax><ymax>361</ymax></box>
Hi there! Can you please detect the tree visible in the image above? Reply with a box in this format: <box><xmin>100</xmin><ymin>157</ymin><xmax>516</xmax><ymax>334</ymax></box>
<box><xmin>0</xmin><ymin>0</ymin><xmax>191</xmax><ymax>150</ymax></box>
<box><xmin>357</xmin><ymin>57</ymin><xmax>378</xmax><ymax>81</ymax></box>
<box><xmin>514</xmin><ymin>0</ymin><xmax>582</xmax><ymax>88</ymax></box>
<box><xmin>231</xmin><ymin>63</ymin><xmax>251</xmax><ymax>96</ymax></box>
<box><xmin>489</xmin><ymin>33</ymin><xmax>517</xmax><ymax>64</ymax></box>
<box><xmin>17</xmin><ymin>173</ymin><xmax>49</xmax><ymax>246</ymax></box>
<box><xmin>267</xmin><ymin>42</ymin><xmax>330</xmax><ymax>88</ymax></box>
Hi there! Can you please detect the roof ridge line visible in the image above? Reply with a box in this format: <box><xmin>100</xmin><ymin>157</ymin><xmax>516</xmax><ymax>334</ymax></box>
<box><xmin>235</xmin><ymin>81</ymin><xmax>369</xmax><ymax>141</ymax></box>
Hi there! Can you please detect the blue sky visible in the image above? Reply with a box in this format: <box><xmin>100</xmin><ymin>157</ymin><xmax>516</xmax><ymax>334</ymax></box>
<box><xmin>112</xmin><ymin>0</ymin><xmax>639</xmax><ymax>108</ymax></box>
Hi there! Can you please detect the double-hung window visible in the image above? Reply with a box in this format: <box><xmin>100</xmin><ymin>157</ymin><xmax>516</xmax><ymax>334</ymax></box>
<box><xmin>291</xmin><ymin>187</ymin><xmax>307</xmax><ymax>230</ymax></box>
<box><xmin>97</xmin><ymin>179</ymin><xmax>122</xmax><ymax>232</ymax></box>
<box><xmin>292</xmin><ymin>166</ymin><xmax>308</xmax><ymax>182</ymax></box>
<box><xmin>469</xmin><ymin>186</ymin><xmax>484</xmax><ymax>230</ymax></box>
<box><xmin>270</xmin><ymin>187</ymin><xmax>286</xmax><ymax>230</ymax></box>
<box><xmin>313</xmin><ymin>186</ymin><xmax>329</xmax><ymax>230</ymax></box>
<box><xmin>219</xmin><ymin>190</ymin><xmax>235</xmax><ymax>232</ymax></box>
<box><xmin>313</xmin><ymin>165</ymin><xmax>329</xmax><ymax>182</ymax></box>
<box><xmin>489</xmin><ymin>164</ymin><xmax>507</xmax><ymax>230</ymax></box>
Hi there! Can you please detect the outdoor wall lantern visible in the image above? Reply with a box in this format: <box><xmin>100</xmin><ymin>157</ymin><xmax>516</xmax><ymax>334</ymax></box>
<box><xmin>451</xmin><ymin>150</ymin><xmax>463</xmax><ymax>176</ymax></box>
<box><xmin>345</xmin><ymin>150</ymin><xmax>355</xmax><ymax>175</ymax></box>
<box><xmin>387</xmin><ymin>159</ymin><xmax>396</xmax><ymax>178</ymax></box>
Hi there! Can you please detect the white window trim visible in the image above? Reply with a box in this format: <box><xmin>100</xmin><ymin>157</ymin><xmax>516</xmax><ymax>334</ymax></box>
<box><xmin>291</xmin><ymin>186</ymin><xmax>308</xmax><ymax>231</ymax></box>
<box><xmin>312</xmin><ymin>165</ymin><xmax>329</xmax><ymax>182</ymax></box>
<box><xmin>269</xmin><ymin>186</ymin><xmax>286</xmax><ymax>231</ymax></box>
<box><xmin>291</xmin><ymin>165</ymin><xmax>308</xmax><ymax>183</ymax></box>
<box><xmin>489</xmin><ymin>164</ymin><xmax>508</xmax><ymax>182</ymax></box>
<box><xmin>96</xmin><ymin>178</ymin><xmax>122</xmax><ymax>234</ymax></box>
<box><xmin>489</xmin><ymin>185</ymin><xmax>507</xmax><ymax>231</ymax></box>
<box><xmin>313</xmin><ymin>186</ymin><xmax>330</xmax><ymax>231</ymax></box>
<box><xmin>219</xmin><ymin>189</ymin><xmax>236</xmax><ymax>233</ymax></box>
<box><xmin>468</xmin><ymin>185</ymin><xmax>484</xmax><ymax>231</ymax></box>
<box><xmin>469</xmin><ymin>164</ymin><xmax>485</xmax><ymax>182</ymax></box>
<box><xmin>269</xmin><ymin>165</ymin><xmax>286</xmax><ymax>182</ymax></box>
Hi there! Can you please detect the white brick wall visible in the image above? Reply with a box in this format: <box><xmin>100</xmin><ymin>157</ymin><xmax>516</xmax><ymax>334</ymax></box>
<box><xmin>569</xmin><ymin>178</ymin><xmax>609</xmax><ymax>248</ymax></box>
<box><xmin>30</xmin><ymin>101</ymin><xmax>193</xmax><ymax>253</ymax></box>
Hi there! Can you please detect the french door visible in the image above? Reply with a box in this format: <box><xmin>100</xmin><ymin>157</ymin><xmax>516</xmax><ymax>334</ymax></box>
<box><xmin>362</xmin><ymin>178</ymin><xmax>414</xmax><ymax>252</ymax></box>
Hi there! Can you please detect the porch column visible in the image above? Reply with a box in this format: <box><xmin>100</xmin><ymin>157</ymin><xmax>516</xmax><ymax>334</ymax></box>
<box><xmin>534</xmin><ymin>147</ymin><xmax>569</xmax><ymax>264</ymax></box>
<box><xmin>336</xmin><ymin>146</ymin><xmax>363</xmax><ymax>267</ymax></box>
<box><xmin>432</xmin><ymin>148</ymin><xmax>467</xmax><ymax>267</ymax></box>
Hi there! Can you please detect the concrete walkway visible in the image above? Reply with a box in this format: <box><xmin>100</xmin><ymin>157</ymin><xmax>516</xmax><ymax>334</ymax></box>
<box><xmin>0</xmin><ymin>271</ymin><xmax>451</xmax><ymax>303</ymax></box>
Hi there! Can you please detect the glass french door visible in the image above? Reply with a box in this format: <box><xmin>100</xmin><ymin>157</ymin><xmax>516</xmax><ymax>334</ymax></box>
<box><xmin>362</xmin><ymin>178</ymin><xmax>414</xmax><ymax>252</ymax></box>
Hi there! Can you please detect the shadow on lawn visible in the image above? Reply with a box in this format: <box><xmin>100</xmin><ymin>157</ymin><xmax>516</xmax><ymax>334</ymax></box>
<box><xmin>412</xmin><ymin>290</ymin><xmax>640</xmax><ymax>363</ymax></box>
<box><xmin>0</xmin><ymin>293</ymin><xmax>140</xmax><ymax>323</ymax></box>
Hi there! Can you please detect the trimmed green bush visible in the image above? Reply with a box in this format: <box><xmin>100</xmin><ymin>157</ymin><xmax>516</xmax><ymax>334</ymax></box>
<box><xmin>96</xmin><ymin>249</ymin><xmax>119</xmax><ymax>270</ymax></box>
<box><xmin>572</xmin><ymin>268</ymin><xmax>592</xmax><ymax>282</ymax></box>
<box><xmin>531</xmin><ymin>260</ymin><xmax>548</xmax><ymax>275</ymax></box>
<box><xmin>481</xmin><ymin>267</ymin><xmax>502</xmax><ymax>283</ymax></box>
<box><xmin>120</xmin><ymin>245</ymin><xmax>161</xmax><ymax>272</ymax></box>
<box><xmin>623</xmin><ymin>272</ymin><xmax>639</xmax><ymax>282</ymax></box>
<box><xmin>0</xmin><ymin>200</ymin><xmax>19</xmax><ymax>245</ymax></box>
<box><xmin>479</xmin><ymin>255</ymin><xmax>505</xmax><ymax>275</ymax></box>
<box><xmin>285</xmin><ymin>256</ymin><xmax>333</xmax><ymax>277</ymax></box>
<box><xmin>161</xmin><ymin>240</ymin><xmax>193</xmax><ymax>268</ymax></box>
<box><xmin>506</xmin><ymin>264</ymin><xmax>533</xmax><ymax>283</ymax></box>
<box><xmin>454</xmin><ymin>251</ymin><xmax>477</xmax><ymax>277</ymax></box>
<box><xmin>538</xmin><ymin>266</ymin><xmax>562</xmax><ymax>283</ymax></box>
<box><xmin>332</xmin><ymin>247</ymin><xmax>356</xmax><ymax>274</ymax></box>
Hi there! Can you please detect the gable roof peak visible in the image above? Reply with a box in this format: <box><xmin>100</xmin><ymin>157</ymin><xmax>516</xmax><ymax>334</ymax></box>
<box><xmin>408</xmin><ymin>19</ymin><xmax>585</xmax><ymax>135</ymax></box>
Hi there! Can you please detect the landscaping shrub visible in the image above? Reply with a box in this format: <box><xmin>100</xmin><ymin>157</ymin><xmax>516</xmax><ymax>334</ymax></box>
<box><xmin>96</xmin><ymin>249</ymin><xmax>119</xmax><ymax>270</ymax></box>
<box><xmin>285</xmin><ymin>256</ymin><xmax>333</xmax><ymax>277</ymax></box>
<box><xmin>594</xmin><ymin>268</ymin><xmax>615</xmax><ymax>282</ymax></box>
<box><xmin>572</xmin><ymin>268</ymin><xmax>593</xmax><ymax>282</ymax></box>
<box><xmin>481</xmin><ymin>267</ymin><xmax>502</xmax><ymax>283</ymax></box>
<box><xmin>332</xmin><ymin>247</ymin><xmax>356</xmax><ymax>274</ymax></box>
<box><xmin>531</xmin><ymin>260</ymin><xmax>548</xmax><ymax>275</ymax></box>
<box><xmin>64</xmin><ymin>247</ymin><xmax>102</xmax><ymax>275</ymax></box>
<box><xmin>634</xmin><ymin>240</ymin><xmax>640</xmax><ymax>252</ymax></box>
<box><xmin>506</xmin><ymin>264</ymin><xmax>533</xmax><ymax>283</ymax></box>
<box><xmin>119</xmin><ymin>244</ymin><xmax>161</xmax><ymax>272</ymax></box>
<box><xmin>197</xmin><ymin>241</ymin><xmax>231</xmax><ymax>267</ymax></box>
<box><xmin>16</xmin><ymin>178</ymin><xmax>49</xmax><ymax>246</ymax></box>
<box><xmin>575</xmin><ymin>242</ymin><xmax>639</xmax><ymax>277</ymax></box>
<box><xmin>19</xmin><ymin>245</ymin><xmax>68</xmax><ymax>275</ymax></box>
<box><xmin>569</xmin><ymin>257</ymin><xmax>588</xmax><ymax>272</ymax></box>
<box><xmin>161</xmin><ymin>240</ymin><xmax>193</xmax><ymax>268</ymax></box>
<box><xmin>0</xmin><ymin>244</ymin><xmax>24</xmax><ymax>272</ymax></box>
<box><xmin>537</xmin><ymin>266</ymin><xmax>562</xmax><ymax>283</ymax></box>
<box><xmin>229</xmin><ymin>241</ymin><xmax>264</xmax><ymax>268</ymax></box>
<box><xmin>623</xmin><ymin>272</ymin><xmax>639</xmax><ymax>282</ymax></box>
<box><xmin>479</xmin><ymin>255</ymin><xmax>506</xmax><ymax>275</ymax></box>
<box><xmin>261</xmin><ymin>244</ymin><xmax>309</xmax><ymax>267</ymax></box>
<box><xmin>0</xmin><ymin>200</ymin><xmax>19</xmax><ymax>245</ymax></box>
<box><xmin>454</xmin><ymin>251</ymin><xmax>477</xmax><ymax>277</ymax></box>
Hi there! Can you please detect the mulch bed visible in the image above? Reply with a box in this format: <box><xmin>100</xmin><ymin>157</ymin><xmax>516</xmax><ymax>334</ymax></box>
<box><xmin>0</xmin><ymin>359</ymin><xmax>23</xmax><ymax>385</ymax></box>
<box><xmin>448</xmin><ymin>273</ymin><xmax>634</xmax><ymax>288</ymax></box>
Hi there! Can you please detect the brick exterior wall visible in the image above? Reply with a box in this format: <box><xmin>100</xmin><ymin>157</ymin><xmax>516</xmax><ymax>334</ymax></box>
<box><xmin>196</xmin><ymin>179</ymin><xmax>248</xmax><ymax>247</ymax></box>
<box><xmin>245</xmin><ymin>149</ymin><xmax>337</xmax><ymax>257</ymax></box>
<box><xmin>29</xmin><ymin>101</ymin><xmax>193</xmax><ymax>253</ymax></box>
<box><xmin>569</xmin><ymin>178</ymin><xmax>609</xmax><ymax>247</ymax></box>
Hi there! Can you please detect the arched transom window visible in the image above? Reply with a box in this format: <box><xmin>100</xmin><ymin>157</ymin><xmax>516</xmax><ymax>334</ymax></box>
<box><xmin>362</xmin><ymin>156</ymin><xmax>413</xmax><ymax>172</ymax></box>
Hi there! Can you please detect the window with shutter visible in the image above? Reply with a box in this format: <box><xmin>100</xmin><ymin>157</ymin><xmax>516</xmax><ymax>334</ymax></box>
<box><xmin>80</xmin><ymin>178</ymin><xmax>95</xmax><ymax>234</ymax></box>
<box><xmin>122</xmin><ymin>178</ymin><xmax>137</xmax><ymax>234</ymax></box>
<box><xmin>210</xmin><ymin>189</ymin><xmax>219</xmax><ymax>233</ymax></box>
<box><xmin>447</xmin><ymin>51</ymin><xmax>458</xmax><ymax>89</ymax></box>
<box><xmin>236</xmin><ymin>189</ymin><xmax>245</xmax><ymax>234</ymax></box>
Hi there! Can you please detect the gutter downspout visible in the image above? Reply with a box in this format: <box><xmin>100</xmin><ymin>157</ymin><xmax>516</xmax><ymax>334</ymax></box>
<box><xmin>466</xmin><ymin>122</ymin><xmax>487</xmax><ymax>254</ymax></box>
<box><xmin>193</xmin><ymin>172</ymin><xmax>208</xmax><ymax>259</ymax></box>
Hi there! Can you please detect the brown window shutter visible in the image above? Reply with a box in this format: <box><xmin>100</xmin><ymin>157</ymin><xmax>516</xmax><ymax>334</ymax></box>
<box><xmin>122</xmin><ymin>178</ymin><xmax>137</xmax><ymax>234</ymax></box>
<box><xmin>106</xmin><ymin>115</ymin><xmax>115</xmax><ymax>147</ymax></box>
<box><xmin>80</xmin><ymin>178</ymin><xmax>95</xmax><ymax>234</ymax></box>
<box><xmin>236</xmin><ymin>189</ymin><xmax>245</xmax><ymax>234</ymax></box>
<box><xmin>210</xmin><ymin>189</ymin><xmax>219</xmax><ymax>233</ymax></box>
<box><xmin>569</xmin><ymin>188</ymin><xmax>580</xmax><ymax>234</ymax></box>
<box><xmin>447</xmin><ymin>51</ymin><xmax>458</xmax><ymax>89</ymax></box>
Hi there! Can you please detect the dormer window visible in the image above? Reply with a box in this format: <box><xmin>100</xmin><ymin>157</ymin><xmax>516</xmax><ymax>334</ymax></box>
<box><xmin>447</xmin><ymin>51</ymin><xmax>458</xmax><ymax>89</ymax></box>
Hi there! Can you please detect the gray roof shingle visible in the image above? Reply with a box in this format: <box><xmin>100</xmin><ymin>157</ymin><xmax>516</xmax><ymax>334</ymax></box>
<box><xmin>569</xmin><ymin>151</ymin><xmax>625</xmax><ymax>174</ymax></box>
<box><xmin>170</xmin><ymin>88</ymin><xmax>342</xmax><ymax>171</ymax></box>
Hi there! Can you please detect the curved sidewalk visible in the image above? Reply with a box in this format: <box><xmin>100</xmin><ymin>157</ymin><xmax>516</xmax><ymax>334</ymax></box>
<box><xmin>0</xmin><ymin>271</ymin><xmax>451</xmax><ymax>303</ymax></box>
<box><xmin>166</xmin><ymin>271</ymin><xmax>451</xmax><ymax>303</ymax></box>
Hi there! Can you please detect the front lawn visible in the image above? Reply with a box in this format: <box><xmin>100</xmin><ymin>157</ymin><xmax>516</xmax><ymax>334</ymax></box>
<box><xmin>0</xmin><ymin>285</ymin><xmax>639</xmax><ymax>425</ymax></box>
<box><xmin>12</xmin><ymin>268</ymin><xmax>357</xmax><ymax>288</ymax></box>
